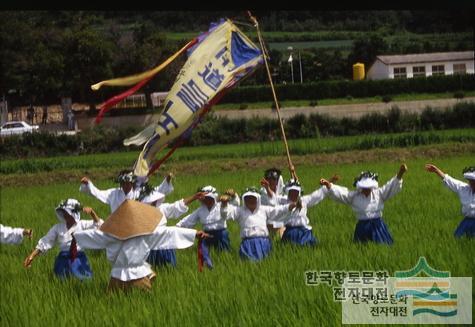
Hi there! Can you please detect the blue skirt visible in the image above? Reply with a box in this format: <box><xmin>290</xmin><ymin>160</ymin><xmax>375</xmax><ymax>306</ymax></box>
<box><xmin>147</xmin><ymin>249</ymin><xmax>177</xmax><ymax>267</ymax></box>
<box><xmin>198</xmin><ymin>229</ymin><xmax>232</xmax><ymax>270</ymax></box>
<box><xmin>53</xmin><ymin>251</ymin><xmax>92</xmax><ymax>280</ymax></box>
<box><xmin>354</xmin><ymin>218</ymin><xmax>394</xmax><ymax>245</ymax></box>
<box><xmin>204</xmin><ymin>229</ymin><xmax>231</xmax><ymax>251</ymax></box>
<box><xmin>282</xmin><ymin>226</ymin><xmax>317</xmax><ymax>246</ymax></box>
<box><xmin>239</xmin><ymin>237</ymin><xmax>272</xmax><ymax>261</ymax></box>
<box><xmin>454</xmin><ymin>217</ymin><xmax>475</xmax><ymax>238</ymax></box>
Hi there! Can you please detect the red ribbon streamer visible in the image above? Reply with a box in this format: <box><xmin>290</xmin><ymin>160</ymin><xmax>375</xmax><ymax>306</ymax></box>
<box><xmin>94</xmin><ymin>39</ymin><xmax>198</xmax><ymax>125</ymax></box>
<box><xmin>94</xmin><ymin>75</ymin><xmax>154</xmax><ymax>124</ymax></box>
<box><xmin>197</xmin><ymin>238</ymin><xmax>204</xmax><ymax>272</ymax></box>
<box><xmin>69</xmin><ymin>237</ymin><xmax>78</xmax><ymax>261</ymax></box>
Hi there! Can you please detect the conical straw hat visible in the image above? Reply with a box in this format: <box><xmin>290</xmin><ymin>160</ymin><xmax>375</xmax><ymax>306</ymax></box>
<box><xmin>100</xmin><ymin>199</ymin><xmax>163</xmax><ymax>240</ymax></box>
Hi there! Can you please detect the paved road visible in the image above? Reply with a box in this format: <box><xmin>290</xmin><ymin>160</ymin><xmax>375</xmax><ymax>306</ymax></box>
<box><xmin>213</xmin><ymin>97</ymin><xmax>475</xmax><ymax>120</ymax></box>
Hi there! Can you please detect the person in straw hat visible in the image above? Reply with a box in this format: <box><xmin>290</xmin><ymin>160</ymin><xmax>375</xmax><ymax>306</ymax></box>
<box><xmin>1</xmin><ymin>224</ymin><xmax>33</xmax><ymax>245</ymax></box>
<box><xmin>320</xmin><ymin>164</ymin><xmax>407</xmax><ymax>245</ymax></box>
<box><xmin>139</xmin><ymin>188</ymin><xmax>208</xmax><ymax>268</ymax></box>
<box><xmin>220</xmin><ymin>186</ymin><xmax>299</xmax><ymax>261</ymax></box>
<box><xmin>73</xmin><ymin>199</ymin><xmax>210</xmax><ymax>292</ymax></box>
<box><xmin>425</xmin><ymin>164</ymin><xmax>475</xmax><ymax>238</ymax></box>
<box><xmin>175</xmin><ymin>185</ymin><xmax>240</xmax><ymax>269</ymax></box>
<box><xmin>23</xmin><ymin>199</ymin><xmax>103</xmax><ymax>280</ymax></box>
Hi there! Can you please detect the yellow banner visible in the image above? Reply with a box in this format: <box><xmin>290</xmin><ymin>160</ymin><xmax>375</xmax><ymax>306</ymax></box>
<box><xmin>128</xmin><ymin>19</ymin><xmax>262</xmax><ymax>176</ymax></box>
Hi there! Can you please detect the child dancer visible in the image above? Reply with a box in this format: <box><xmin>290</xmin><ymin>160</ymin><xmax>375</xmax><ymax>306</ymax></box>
<box><xmin>267</xmin><ymin>178</ymin><xmax>329</xmax><ymax>246</ymax></box>
<box><xmin>140</xmin><ymin>189</ymin><xmax>206</xmax><ymax>268</ymax></box>
<box><xmin>23</xmin><ymin>199</ymin><xmax>103</xmax><ymax>280</ymax></box>
<box><xmin>220</xmin><ymin>187</ymin><xmax>297</xmax><ymax>261</ymax></box>
<box><xmin>80</xmin><ymin>170</ymin><xmax>140</xmax><ymax>213</ymax></box>
<box><xmin>260</xmin><ymin>168</ymin><xmax>286</xmax><ymax>238</ymax></box>
<box><xmin>320</xmin><ymin>164</ymin><xmax>407</xmax><ymax>244</ymax></box>
<box><xmin>425</xmin><ymin>164</ymin><xmax>475</xmax><ymax>238</ymax></box>
<box><xmin>176</xmin><ymin>186</ymin><xmax>240</xmax><ymax>268</ymax></box>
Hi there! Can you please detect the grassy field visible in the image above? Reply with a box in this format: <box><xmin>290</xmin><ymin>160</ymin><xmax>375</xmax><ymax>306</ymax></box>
<box><xmin>1</xmin><ymin>136</ymin><xmax>474</xmax><ymax>325</ymax></box>
<box><xmin>2</xmin><ymin>129</ymin><xmax>474</xmax><ymax>175</ymax></box>
<box><xmin>214</xmin><ymin>91</ymin><xmax>475</xmax><ymax>110</ymax></box>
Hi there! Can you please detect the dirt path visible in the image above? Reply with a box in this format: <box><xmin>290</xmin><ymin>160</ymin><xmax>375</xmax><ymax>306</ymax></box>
<box><xmin>214</xmin><ymin>97</ymin><xmax>475</xmax><ymax>120</ymax></box>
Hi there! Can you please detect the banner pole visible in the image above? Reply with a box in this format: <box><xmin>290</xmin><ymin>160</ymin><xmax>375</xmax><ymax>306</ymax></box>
<box><xmin>247</xmin><ymin>11</ymin><xmax>298</xmax><ymax>181</ymax></box>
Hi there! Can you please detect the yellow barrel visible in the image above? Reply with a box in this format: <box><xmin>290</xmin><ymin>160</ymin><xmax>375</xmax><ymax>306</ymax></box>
<box><xmin>353</xmin><ymin>63</ymin><xmax>365</xmax><ymax>80</ymax></box>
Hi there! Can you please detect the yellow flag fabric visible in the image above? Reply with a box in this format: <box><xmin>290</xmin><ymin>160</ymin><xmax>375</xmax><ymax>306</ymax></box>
<box><xmin>128</xmin><ymin>19</ymin><xmax>263</xmax><ymax>177</ymax></box>
<box><xmin>90</xmin><ymin>40</ymin><xmax>195</xmax><ymax>91</ymax></box>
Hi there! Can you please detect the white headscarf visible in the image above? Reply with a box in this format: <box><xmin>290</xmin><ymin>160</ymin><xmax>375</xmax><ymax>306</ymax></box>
<box><xmin>463</xmin><ymin>172</ymin><xmax>475</xmax><ymax>180</ymax></box>
<box><xmin>242</xmin><ymin>188</ymin><xmax>261</xmax><ymax>211</ymax></box>
<box><xmin>200</xmin><ymin>185</ymin><xmax>219</xmax><ymax>202</ymax></box>
<box><xmin>55</xmin><ymin>199</ymin><xmax>82</xmax><ymax>224</ymax></box>
<box><xmin>356</xmin><ymin>178</ymin><xmax>379</xmax><ymax>189</ymax></box>
<box><xmin>140</xmin><ymin>189</ymin><xmax>166</xmax><ymax>207</ymax></box>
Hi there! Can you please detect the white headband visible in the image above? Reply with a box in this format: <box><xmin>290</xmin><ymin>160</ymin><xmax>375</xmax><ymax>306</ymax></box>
<box><xmin>356</xmin><ymin>178</ymin><xmax>379</xmax><ymax>189</ymax></box>
<box><xmin>463</xmin><ymin>172</ymin><xmax>475</xmax><ymax>180</ymax></box>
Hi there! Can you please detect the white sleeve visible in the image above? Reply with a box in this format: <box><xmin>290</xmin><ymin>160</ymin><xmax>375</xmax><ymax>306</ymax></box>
<box><xmin>265</xmin><ymin>204</ymin><xmax>290</xmax><ymax>223</ymax></box>
<box><xmin>149</xmin><ymin>226</ymin><xmax>196</xmax><ymax>250</ymax></box>
<box><xmin>74</xmin><ymin>229</ymin><xmax>112</xmax><ymax>250</ymax></box>
<box><xmin>79</xmin><ymin>219</ymin><xmax>104</xmax><ymax>230</ymax></box>
<box><xmin>378</xmin><ymin>176</ymin><xmax>403</xmax><ymax>201</ymax></box>
<box><xmin>328</xmin><ymin>184</ymin><xmax>354</xmax><ymax>205</ymax></box>
<box><xmin>79</xmin><ymin>181</ymin><xmax>114</xmax><ymax>205</ymax></box>
<box><xmin>156</xmin><ymin>177</ymin><xmax>174</xmax><ymax>195</ymax></box>
<box><xmin>0</xmin><ymin>224</ymin><xmax>24</xmax><ymax>245</ymax></box>
<box><xmin>36</xmin><ymin>225</ymin><xmax>59</xmax><ymax>253</ymax></box>
<box><xmin>176</xmin><ymin>209</ymin><xmax>200</xmax><ymax>228</ymax></box>
<box><xmin>265</xmin><ymin>192</ymin><xmax>279</xmax><ymax>206</ymax></box>
<box><xmin>159</xmin><ymin>199</ymin><xmax>189</xmax><ymax>220</ymax></box>
<box><xmin>221</xmin><ymin>204</ymin><xmax>239</xmax><ymax>221</ymax></box>
<box><xmin>443</xmin><ymin>174</ymin><xmax>466</xmax><ymax>195</ymax></box>
<box><xmin>302</xmin><ymin>186</ymin><xmax>328</xmax><ymax>207</ymax></box>
<box><xmin>230</xmin><ymin>194</ymin><xmax>240</xmax><ymax>206</ymax></box>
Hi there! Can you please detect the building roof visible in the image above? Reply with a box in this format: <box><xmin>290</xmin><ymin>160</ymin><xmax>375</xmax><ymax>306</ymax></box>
<box><xmin>376</xmin><ymin>51</ymin><xmax>474</xmax><ymax>65</ymax></box>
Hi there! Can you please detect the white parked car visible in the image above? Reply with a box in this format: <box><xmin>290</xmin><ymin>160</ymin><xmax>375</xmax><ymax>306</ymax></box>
<box><xmin>0</xmin><ymin>121</ymin><xmax>39</xmax><ymax>137</ymax></box>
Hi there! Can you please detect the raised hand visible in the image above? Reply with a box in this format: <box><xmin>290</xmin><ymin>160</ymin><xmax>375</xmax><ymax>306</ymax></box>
<box><xmin>166</xmin><ymin>172</ymin><xmax>175</xmax><ymax>183</ymax></box>
<box><xmin>219</xmin><ymin>194</ymin><xmax>230</xmax><ymax>203</ymax></box>
<box><xmin>320</xmin><ymin>178</ymin><xmax>332</xmax><ymax>189</ymax></box>
<box><xmin>425</xmin><ymin>163</ymin><xmax>445</xmax><ymax>178</ymax></box>
<box><xmin>260</xmin><ymin>178</ymin><xmax>270</xmax><ymax>188</ymax></box>
<box><xmin>23</xmin><ymin>228</ymin><xmax>33</xmax><ymax>239</ymax></box>
<box><xmin>397</xmin><ymin>164</ymin><xmax>408</xmax><ymax>179</ymax></box>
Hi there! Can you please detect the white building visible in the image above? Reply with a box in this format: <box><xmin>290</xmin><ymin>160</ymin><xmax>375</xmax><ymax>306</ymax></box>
<box><xmin>366</xmin><ymin>51</ymin><xmax>474</xmax><ymax>80</ymax></box>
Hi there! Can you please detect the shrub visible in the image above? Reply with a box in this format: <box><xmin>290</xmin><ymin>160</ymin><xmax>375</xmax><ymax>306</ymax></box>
<box><xmin>1</xmin><ymin>102</ymin><xmax>474</xmax><ymax>159</ymax></box>
<box><xmin>220</xmin><ymin>74</ymin><xmax>475</xmax><ymax>103</ymax></box>
<box><xmin>309</xmin><ymin>100</ymin><xmax>318</xmax><ymax>106</ymax></box>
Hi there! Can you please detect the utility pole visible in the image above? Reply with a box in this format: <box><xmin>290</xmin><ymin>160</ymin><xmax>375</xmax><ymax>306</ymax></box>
<box><xmin>299</xmin><ymin>51</ymin><xmax>303</xmax><ymax>83</ymax></box>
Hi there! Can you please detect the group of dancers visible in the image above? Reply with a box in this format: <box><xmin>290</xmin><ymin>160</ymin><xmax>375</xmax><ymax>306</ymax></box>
<box><xmin>1</xmin><ymin>163</ymin><xmax>474</xmax><ymax>292</ymax></box>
